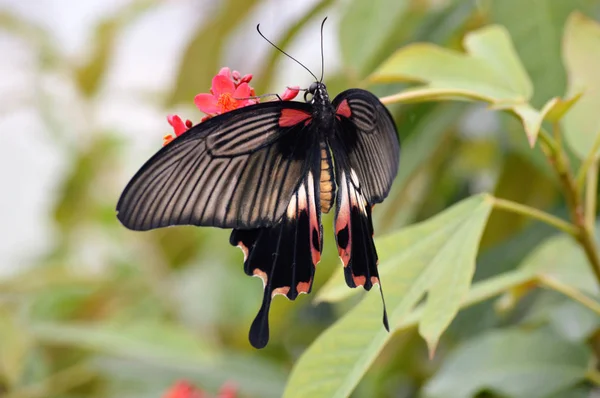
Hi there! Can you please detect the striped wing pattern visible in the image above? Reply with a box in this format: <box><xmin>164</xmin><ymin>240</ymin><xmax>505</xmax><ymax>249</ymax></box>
<box><xmin>116</xmin><ymin>101</ymin><xmax>314</xmax><ymax>231</ymax></box>
<box><xmin>332</xmin><ymin>89</ymin><xmax>400</xmax><ymax>204</ymax></box>
<box><xmin>330</xmin><ymin>88</ymin><xmax>400</xmax><ymax>331</ymax></box>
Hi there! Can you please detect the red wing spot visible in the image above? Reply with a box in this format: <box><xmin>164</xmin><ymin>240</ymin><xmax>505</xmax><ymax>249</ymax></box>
<box><xmin>336</xmin><ymin>99</ymin><xmax>351</xmax><ymax>118</ymax></box>
<box><xmin>353</xmin><ymin>275</ymin><xmax>366</xmax><ymax>287</ymax></box>
<box><xmin>279</xmin><ymin>109</ymin><xmax>312</xmax><ymax>127</ymax></box>
<box><xmin>370</xmin><ymin>276</ymin><xmax>380</xmax><ymax>286</ymax></box>
<box><xmin>297</xmin><ymin>281</ymin><xmax>311</xmax><ymax>294</ymax></box>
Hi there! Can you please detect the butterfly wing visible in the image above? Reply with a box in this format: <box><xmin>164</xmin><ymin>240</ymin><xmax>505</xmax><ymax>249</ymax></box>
<box><xmin>331</xmin><ymin>89</ymin><xmax>400</xmax><ymax>204</ymax></box>
<box><xmin>330</xmin><ymin>89</ymin><xmax>400</xmax><ymax>328</ymax></box>
<box><xmin>230</xmin><ymin>133</ymin><xmax>323</xmax><ymax>348</ymax></box>
<box><xmin>117</xmin><ymin>101</ymin><xmax>315</xmax><ymax>231</ymax></box>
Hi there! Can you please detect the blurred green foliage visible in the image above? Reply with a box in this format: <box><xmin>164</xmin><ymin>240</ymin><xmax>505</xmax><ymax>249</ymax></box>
<box><xmin>2</xmin><ymin>1</ymin><xmax>600</xmax><ymax>397</ymax></box>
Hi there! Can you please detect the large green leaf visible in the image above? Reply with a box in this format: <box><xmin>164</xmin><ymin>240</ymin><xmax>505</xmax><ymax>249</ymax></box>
<box><xmin>285</xmin><ymin>195</ymin><xmax>492</xmax><ymax>398</ymax></box>
<box><xmin>563</xmin><ymin>12</ymin><xmax>600</xmax><ymax>159</ymax></box>
<box><xmin>372</xmin><ymin>25</ymin><xmax>530</xmax><ymax>101</ymax></box>
<box><xmin>489</xmin><ymin>0</ymin><xmax>586</xmax><ymax>107</ymax></box>
<box><xmin>372</xmin><ymin>24</ymin><xmax>573</xmax><ymax>146</ymax></box>
<box><xmin>423</xmin><ymin>328</ymin><xmax>590</xmax><ymax>398</ymax></box>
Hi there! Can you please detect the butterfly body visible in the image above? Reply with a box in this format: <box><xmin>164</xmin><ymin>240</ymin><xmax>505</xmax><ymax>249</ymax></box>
<box><xmin>117</xmin><ymin>81</ymin><xmax>399</xmax><ymax>348</ymax></box>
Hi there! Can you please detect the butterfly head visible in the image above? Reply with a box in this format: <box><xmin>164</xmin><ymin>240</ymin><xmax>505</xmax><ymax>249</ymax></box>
<box><xmin>305</xmin><ymin>82</ymin><xmax>329</xmax><ymax>105</ymax></box>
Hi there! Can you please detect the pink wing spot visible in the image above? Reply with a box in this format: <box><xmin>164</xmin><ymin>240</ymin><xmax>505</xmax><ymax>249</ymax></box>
<box><xmin>336</xmin><ymin>99</ymin><xmax>352</xmax><ymax>118</ymax></box>
<box><xmin>353</xmin><ymin>275</ymin><xmax>366</xmax><ymax>287</ymax></box>
<box><xmin>279</xmin><ymin>109</ymin><xmax>312</xmax><ymax>127</ymax></box>
<box><xmin>297</xmin><ymin>281</ymin><xmax>311</xmax><ymax>294</ymax></box>
<box><xmin>272</xmin><ymin>286</ymin><xmax>290</xmax><ymax>298</ymax></box>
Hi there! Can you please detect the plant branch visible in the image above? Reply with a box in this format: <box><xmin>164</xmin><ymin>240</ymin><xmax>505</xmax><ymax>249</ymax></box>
<box><xmin>490</xmin><ymin>197</ymin><xmax>578</xmax><ymax>236</ymax></box>
<box><xmin>576</xmin><ymin>131</ymin><xmax>600</xmax><ymax>189</ymax></box>
<box><xmin>538</xmin><ymin>274</ymin><xmax>600</xmax><ymax>316</ymax></box>
<box><xmin>537</xmin><ymin>127</ymin><xmax>600</xmax><ymax>285</ymax></box>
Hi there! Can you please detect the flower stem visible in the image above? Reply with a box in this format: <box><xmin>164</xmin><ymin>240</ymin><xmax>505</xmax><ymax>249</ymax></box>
<box><xmin>490</xmin><ymin>197</ymin><xmax>578</xmax><ymax>236</ymax></box>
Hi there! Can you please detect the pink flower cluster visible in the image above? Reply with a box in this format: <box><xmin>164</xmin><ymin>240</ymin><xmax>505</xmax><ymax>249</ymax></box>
<box><xmin>162</xmin><ymin>380</ymin><xmax>236</xmax><ymax>398</ymax></box>
<box><xmin>164</xmin><ymin>67</ymin><xmax>300</xmax><ymax>146</ymax></box>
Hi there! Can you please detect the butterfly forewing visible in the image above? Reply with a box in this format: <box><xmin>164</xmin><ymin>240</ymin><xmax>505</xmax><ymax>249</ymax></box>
<box><xmin>116</xmin><ymin>101</ymin><xmax>315</xmax><ymax>231</ymax></box>
<box><xmin>331</xmin><ymin>89</ymin><xmax>400</xmax><ymax>204</ymax></box>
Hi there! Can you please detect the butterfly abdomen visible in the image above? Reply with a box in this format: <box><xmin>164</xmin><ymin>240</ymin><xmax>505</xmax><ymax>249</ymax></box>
<box><xmin>319</xmin><ymin>141</ymin><xmax>336</xmax><ymax>214</ymax></box>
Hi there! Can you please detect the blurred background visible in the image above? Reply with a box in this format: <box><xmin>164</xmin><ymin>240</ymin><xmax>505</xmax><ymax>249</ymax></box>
<box><xmin>2</xmin><ymin>0</ymin><xmax>600</xmax><ymax>397</ymax></box>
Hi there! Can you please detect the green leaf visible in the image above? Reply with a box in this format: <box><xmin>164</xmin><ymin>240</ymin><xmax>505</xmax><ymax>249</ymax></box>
<box><xmin>31</xmin><ymin>321</ymin><xmax>216</xmax><ymax>364</ymax></box>
<box><xmin>0</xmin><ymin>307</ymin><xmax>32</xmax><ymax>388</ymax></box>
<box><xmin>285</xmin><ymin>195</ymin><xmax>492</xmax><ymax>398</ymax></box>
<box><xmin>563</xmin><ymin>11</ymin><xmax>600</xmax><ymax>159</ymax></box>
<box><xmin>339</xmin><ymin>0</ymin><xmax>411</xmax><ymax>79</ymax></box>
<box><xmin>519</xmin><ymin>234</ymin><xmax>599</xmax><ymax>296</ymax></box>
<box><xmin>372</xmin><ymin>24</ymin><xmax>566</xmax><ymax>146</ymax></box>
<box><xmin>372</xmin><ymin>25</ymin><xmax>530</xmax><ymax>101</ymax></box>
<box><xmin>489</xmin><ymin>0</ymin><xmax>584</xmax><ymax>107</ymax></box>
<box><xmin>423</xmin><ymin>328</ymin><xmax>591</xmax><ymax>398</ymax></box>
<box><xmin>317</xmin><ymin>194</ymin><xmax>492</xmax><ymax>303</ymax></box>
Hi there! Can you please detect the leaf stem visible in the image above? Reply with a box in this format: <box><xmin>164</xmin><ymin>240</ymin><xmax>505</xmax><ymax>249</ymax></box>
<box><xmin>586</xmin><ymin>159</ymin><xmax>598</xmax><ymax>235</ymax></box>
<box><xmin>537</xmin><ymin>274</ymin><xmax>600</xmax><ymax>316</ymax></box>
<box><xmin>490</xmin><ymin>197</ymin><xmax>578</xmax><ymax>236</ymax></box>
<box><xmin>576</xmin><ymin>131</ymin><xmax>600</xmax><ymax>189</ymax></box>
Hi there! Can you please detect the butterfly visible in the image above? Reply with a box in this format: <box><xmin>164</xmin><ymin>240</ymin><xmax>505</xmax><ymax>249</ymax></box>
<box><xmin>116</xmin><ymin>20</ymin><xmax>400</xmax><ymax>349</ymax></box>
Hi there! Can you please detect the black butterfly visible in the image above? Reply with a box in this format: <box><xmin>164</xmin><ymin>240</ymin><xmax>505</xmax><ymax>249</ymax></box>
<box><xmin>116</xmin><ymin>21</ymin><xmax>400</xmax><ymax>349</ymax></box>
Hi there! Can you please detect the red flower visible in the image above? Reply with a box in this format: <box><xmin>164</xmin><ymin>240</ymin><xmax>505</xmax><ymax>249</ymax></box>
<box><xmin>194</xmin><ymin>69</ymin><xmax>257</xmax><ymax>116</ymax></box>
<box><xmin>163</xmin><ymin>381</ymin><xmax>204</xmax><ymax>398</ymax></box>
<box><xmin>281</xmin><ymin>86</ymin><xmax>300</xmax><ymax>101</ymax></box>
<box><xmin>162</xmin><ymin>380</ymin><xmax>237</xmax><ymax>398</ymax></box>
<box><xmin>163</xmin><ymin>115</ymin><xmax>193</xmax><ymax>147</ymax></box>
<box><xmin>162</xmin><ymin>67</ymin><xmax>300</xmax><ymax>147</ymax></box>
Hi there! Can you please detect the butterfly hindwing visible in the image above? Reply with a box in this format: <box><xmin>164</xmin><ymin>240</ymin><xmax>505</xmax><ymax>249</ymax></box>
<box><xmin>116</xmin><ymin>101</ymin><xmax>314</xmax><ymax>231</ymax></box>
<box><xmin>229</xmin><ymin>141</ymin><xmax>322</xmax><ymax>348</ymax></box>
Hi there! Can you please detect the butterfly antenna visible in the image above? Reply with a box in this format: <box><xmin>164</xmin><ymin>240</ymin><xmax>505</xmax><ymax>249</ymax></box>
<box><xmin>256</xmin><ymin>23</ymin><xmax>319</xmax><ymax>82</ymax></box>
<box><xmin>319</xmin><ymin>17</ymin><xmax>327</xmax><ymax>82</ymax></box>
